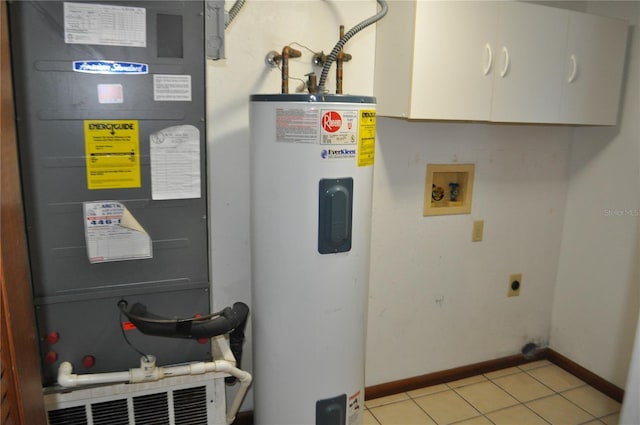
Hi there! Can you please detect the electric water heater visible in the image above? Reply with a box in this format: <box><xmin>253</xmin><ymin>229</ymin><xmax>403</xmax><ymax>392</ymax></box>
<box><xmin>250</xmin><ymin>94</ymin><xmax>376</xmax><ymax>424</ymax></box>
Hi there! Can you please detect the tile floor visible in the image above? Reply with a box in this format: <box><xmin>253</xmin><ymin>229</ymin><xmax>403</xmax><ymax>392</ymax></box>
<box><xmin>364</xmin><ymin>360</ymin><xmax>621</xmax><ymax>425</ymax></box>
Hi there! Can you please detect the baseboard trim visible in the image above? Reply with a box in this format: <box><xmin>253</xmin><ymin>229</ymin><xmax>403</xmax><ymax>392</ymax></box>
<box><xmin>231</xmin><ymin>348</ymin><xmax>625</xmax><ymax>424</ymax></box>
<box><xmin>365</xmin><ymin>349</ymin><xmax>547</xmax><ymax>401</ymax></box>
<box><xmin>546</xmin><ymin>348</ymin><xmax>624</xmax><ymax>403</ymax></box>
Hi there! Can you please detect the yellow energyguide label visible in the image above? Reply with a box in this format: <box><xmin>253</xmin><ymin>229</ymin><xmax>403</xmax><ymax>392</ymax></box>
<box><xmin>358</xmin><ymin>110</ymin><xmax>376</xmax><ymax>167</ymax></box>
<box><xmin>84</xmin><ymin>120</ymin><xmax>141</xmax><ymax>189</ymax></box>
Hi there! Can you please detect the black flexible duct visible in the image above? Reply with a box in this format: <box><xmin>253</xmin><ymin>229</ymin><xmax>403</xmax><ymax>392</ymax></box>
<box><xmin>317</xmin><ymin>0</ymin><xmax>388</xmax><ymax>93</ymax></box>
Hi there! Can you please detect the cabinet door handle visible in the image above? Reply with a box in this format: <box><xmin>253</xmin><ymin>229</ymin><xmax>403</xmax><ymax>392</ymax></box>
<box><xmin>500</xmin><ymin>46</ymin><xmax>510</xmax><ymax>78</ymax></box>
<box><xmin>483</xmin><ymin>43</ymin><xmax>493</xmax><ymax>75</ymax></box>
<box><xmin>568</xmin><ymin>54</ymin><xmax>578</xmax><ymax>83</ymax></box>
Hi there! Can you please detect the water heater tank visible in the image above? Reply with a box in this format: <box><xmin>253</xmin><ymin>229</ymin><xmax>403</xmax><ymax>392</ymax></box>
<box><xmin>250</xmin><ymin>94</ymin><xmax>376</xmax><ymax>424</ymax></box>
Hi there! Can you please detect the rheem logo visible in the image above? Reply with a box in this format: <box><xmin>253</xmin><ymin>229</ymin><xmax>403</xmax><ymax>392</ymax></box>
<box><xmin>322</xmin><ymin>111</ymin><xmax>342</xmax><ymax>133</ymax></box>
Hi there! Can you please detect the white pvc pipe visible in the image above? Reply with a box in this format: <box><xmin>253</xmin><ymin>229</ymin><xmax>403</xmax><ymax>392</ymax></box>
<box><xmin>57</xmin><ymin>362</ymin><xmax>130</xmax><ymax>387</ymax></box>
<box><xmin>57</xmin><ymin>358</ymin><xmax>252</xmax><ymax>425</ymax></box>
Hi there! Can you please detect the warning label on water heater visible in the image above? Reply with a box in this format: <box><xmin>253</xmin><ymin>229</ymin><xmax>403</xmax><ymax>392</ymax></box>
<box><xmin>347</xmin><ymin>390</ymin><xmax>363</xmax><ymax>425</ymax></box>
<box><xmin>358</xmin><ymin>110</ymin><xmax>376</xmax><ymax>167</ymax></box>
<box><xmin>276</xmin><ymin>108</ymin><xmax>319</xmax><ymax>143</ymax></box>
<box><xmin>320</xmin><ymin>109</ymin><xmax>358</xmax><ymax>145</ymax></box>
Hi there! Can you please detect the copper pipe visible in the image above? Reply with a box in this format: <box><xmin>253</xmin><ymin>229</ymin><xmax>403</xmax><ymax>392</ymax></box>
<box><xmin>335</xmin><ymin>25</ymin><xmax>352</xmax><ymax>94</ymax></box>
<box><xmin>275</xmin><ymin>46</ymin><xmax>301</xmax><ymax>94</ymax></box>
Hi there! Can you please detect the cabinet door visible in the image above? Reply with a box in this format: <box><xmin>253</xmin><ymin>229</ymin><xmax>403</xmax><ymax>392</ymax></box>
<box><xmin>559</xmin><ymin>11</ymin><xmax>628</xmax><ymax>125</ymax></box>
<box><xmin>409</xmin><ymin>1</ymin><xmax>499</xmax><ymax>121</ymax></box>
<box><xmin>491</xmin><ymin>2</ymin><xmax>569</xmax><ymax>123</ymax></box>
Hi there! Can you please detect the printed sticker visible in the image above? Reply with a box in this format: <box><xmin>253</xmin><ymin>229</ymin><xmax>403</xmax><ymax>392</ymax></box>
<box><xmin>154</xmin><ymin>75</ymin><xmax>192</xmax><ymax>101</ymax></box>
<box><xmin>74</xmin><ymin>61</ymin><xmax>148</xmax><ymax>75</ymax></box>
<box><xmin>64</xmin><ymin>2</ymin><xmax>146</xmax><ymax>47</ymax></box>
<box><xmin>84</xmin><ymin>120</ymin><xmax>140</xmax><ymax>189</ymax></box>
<box><xmin>276</xmin><ymin>108</ymin><xmax>319</xmax><ymax>144</ymax></box>
<box><xmin>347</xmin><ymin>390</ymin><xmax>362</xmax><ymax>425</ymax></box>
<box><xmin>97</xmin><ymin>84</ymin><xmax>124</xmax><ymax>104</ymax></box>
<box><xmin>150</xmin><ymin>125</ymin><xmax>201</xmax><ymax>200</ymax></box>
<box><xmin>320</xmin><ymin>148</ymin><xmax>356</xmax><ymax>160</ymax></box>
<box><xmin>358</xmin><ymin>110</ymin><xmax>376</xmax><ymax>167</ymax></box>
<box><xmin>320</xmin><ymin>109</ymin><xmax>358</xmax><ymax>145</ymax></box>
<box><xmin>83</xmin><ymin>201</ymin><xmax>152</xmax><ymax>263</ymax></box>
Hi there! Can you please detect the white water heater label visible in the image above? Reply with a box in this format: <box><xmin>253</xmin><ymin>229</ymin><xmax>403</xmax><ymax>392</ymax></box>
<box><xmin>276</xmin><ymin>108</ymin><xmax>319</xmax><ymax>143</ymax></box>
<box><xmin>321</xmin><ymin>109</ymin><xmax>358</xmax><ymax>145</ymax></box>
<box><xmin>64</xmin><ymin>2</ymin><xmax>146</xmax><ymax>47</ymax></box>
<box><xmin>348</xmin><ymin>390</ymin><xmax>363</xmax><ymax>425</ymax></box>
<box><xmin>154</xmin><ymin>75</ymin><xmax>192</xmax><ymax>101</ymax></box>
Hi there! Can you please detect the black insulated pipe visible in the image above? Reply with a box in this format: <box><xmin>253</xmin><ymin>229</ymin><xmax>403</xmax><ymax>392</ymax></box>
<box><xmin>118</xmin><ymin>300</ymin><xmax>250</xmax><ymax>340</ymax></box>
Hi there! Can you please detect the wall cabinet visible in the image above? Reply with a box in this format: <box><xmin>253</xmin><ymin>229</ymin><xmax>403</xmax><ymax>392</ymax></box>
<box><xmin>560</xmin><ymin>10</ymin><xmax>629</xmax><ymax>125</ymax></box>
<box><xmin>373</xmin><ymin>1</ymin><xmax>628</xmax><ymax>125</ymax></box>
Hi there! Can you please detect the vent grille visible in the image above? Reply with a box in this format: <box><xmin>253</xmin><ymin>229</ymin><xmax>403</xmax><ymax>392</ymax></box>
<box><xmin>45</xmin><ymin>375</ymin><xmax>219</xmax><ymax>425</ymax></box>
<box><xmin>91</xmin><ymin>399</ymin><xmax>129</xmax><ymax>425</ymax></box>
<box><xmin>47</xmin><ymin>406</ymin><xmax>88</xmax><ymax>425</ymax></box>
<box><xmin>133</xmin><ymin>392</ymin><xmax>170</xmax><ymax>425</ymax></box>
<box><xmin>174</xmin><ymin>386</ymin><xmax>208</xmax><ymax>425</ymax></box>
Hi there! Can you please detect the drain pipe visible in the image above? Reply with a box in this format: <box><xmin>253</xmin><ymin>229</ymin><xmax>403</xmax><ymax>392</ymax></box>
<box><xmin>57</xmin><ymin>357</ymin><xmax>252</xmax><ymax>425</ymax></box>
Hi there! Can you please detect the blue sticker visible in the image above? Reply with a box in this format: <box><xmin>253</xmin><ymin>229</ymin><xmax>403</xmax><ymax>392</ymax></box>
<box><xmin>73</xmin><ymin>61</ymin><xmax>148</xmax><ymax>75</ymax></box>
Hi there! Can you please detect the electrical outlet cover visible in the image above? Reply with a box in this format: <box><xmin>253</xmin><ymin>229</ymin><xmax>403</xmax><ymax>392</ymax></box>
<box><xmin>508</xmin><ymin>273</ymin><xmax>522</xmax><ymax>297</ymax></box>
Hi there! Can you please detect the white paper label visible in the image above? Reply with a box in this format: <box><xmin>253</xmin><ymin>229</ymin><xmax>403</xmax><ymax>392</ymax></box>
<box><xmin>320</xmin><ymin>109</ymin><xmax>358</xmax><ymax>145</ymax></box>
<box><xmin>153</xmin><ymin>75</ymin><xmax>192</xmax><ymax>101</ymax></box>
<box><xmin>150</xmin><ymin>125</ymin><xmax>201</xmax><ymax>200</ymax></box>
<box><xmin>83</xmin><ymin>201</ymin><xmax>152</xmax><ymax>263</ymax></box>
<box><xmin>276</xmin><ymin>108</ymin><xmax>320</xmax><ymax>144</ymax></box>
<box><xmin>64</xmin><ymin>2</ymin><xmax>146</xmax><ymax>47</ymax></box>
<box><xmin>97</xmin><ymin>84</ymin><xmax>123</xmax><ymax>104</ymax></box>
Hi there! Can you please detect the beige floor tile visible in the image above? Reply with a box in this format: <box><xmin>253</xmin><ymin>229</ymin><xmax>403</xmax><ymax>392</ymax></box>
<box><xmin>525</xmin><ymin>365</ymin><xmax>585</xmax><ymax>392</ymax></box>
<box><xmin>486</xmin><ymin>404</ymin><xmax>549</xmax><ymax>425</ymax></box>
<box><xmin>526</xmin><ymin>394</ymin><xmax>595</xmax><ymax>424</ymax></box>
<box><xmin>561</xmin><ymin>386</ymin><xmax>621</xmax><ymax>418</ymax></box>
<box><xmin>414</xmin><ymin>390</ymin><xmax>481</xmax><ymax>424</ymax></box>
<box><xmin>454</xmin><ymin>381</ymin><xmax>519</xmax><ymax>413</ymax></box>
<box><xmin>447</xmin><ymin>375</ymin><xmax>488</xmax><ymax>389</ymax></box>
<box><xmin>369</xmin><ymin>399</ymin><xmax>436</xmax><ymax>425</ymax></box>
<box><xmin>581</xmin><ymin>421</ymin><xmax>605</xmax><ymax>425</ymax></box>
<box><xmin>601</xmin><ymin>412</ymin><xmax>619</xmax><ymax>425</ymax></box>
<box><xmin>492</xmin><ymin>371</ymin><xmax>554</xmax><ymax>402</ymax></box>
<box><xmin>452</xmin><ymin>416</ymin><xmax>493</xmax><ymax>425</ymax></box>
<box><xmin>484</xmin><ymin>367</ymin><xmax>521</xmax><ymax>380</ymax></box>
<box><xmin>408</xmin><ymin>383</ymin><xmax>449</xmax><ymax>398</ymax></box>
<box><xmin>363</xmin><ymin>409</ymin><xmax>381</xmax><ymax>425</ymax></box>
<box><xmin>365</xmin><ymin>392</ymin><xmax>410</xmax><ymax>409</ymax></box>
<box><xmin>519</xmin><ymin>360</ymin><xmax>552</xmax><ymax>371</ymax></box>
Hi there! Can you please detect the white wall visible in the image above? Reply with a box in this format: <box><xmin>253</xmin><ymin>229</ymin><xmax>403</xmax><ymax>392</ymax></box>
<box><xmin>365</xmin><ymin>121</ymin><xmax>572</xmax><ymax>385</ymax></box>
<box><xmin>207</xmin><ymin>0</ymin><xmax>377</xmax><ymax>410</ymax></box>
<box><xmin>549</xmin><ymin>1</ymin><xmax>640</xmax><ymax>388</ymax></box>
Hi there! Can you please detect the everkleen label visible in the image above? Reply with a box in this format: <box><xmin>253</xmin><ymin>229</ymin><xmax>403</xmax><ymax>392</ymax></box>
<box><xmin>84</xmin><ymin>120</ymin><xmax>141</xmax><ymax>189</ymax></box>
<box><xmin>321</xmin><ymin>148</ymin><xmax>356</xmax><ymax>160</ymax></box>
<box><xmin>358</xmin><ymin>110</ymin><xmax>376</xmax><ymax>167</ymax></box>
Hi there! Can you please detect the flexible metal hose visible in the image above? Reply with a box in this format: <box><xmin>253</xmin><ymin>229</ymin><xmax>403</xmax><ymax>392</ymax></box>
<box><xmin>317</xmin><ymin>0</ymin><xmax>388</xmax><ymax>93</ymax></box>
<box><xmin>225</xmin><ymin>0</ymin><xmax>246</xmax><ymax>29</ymax></box>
